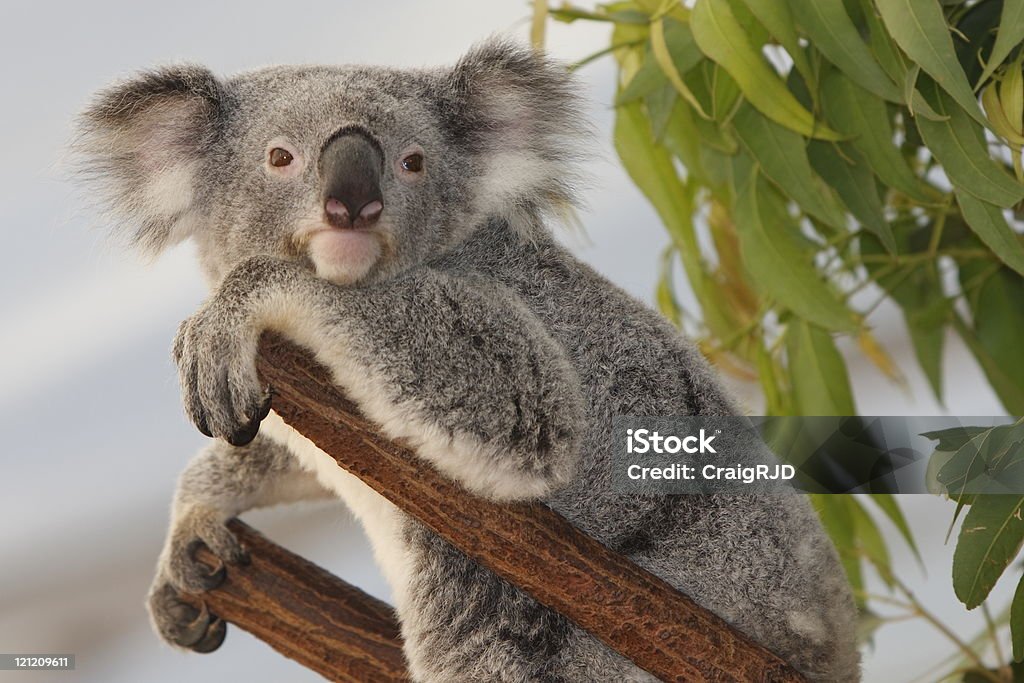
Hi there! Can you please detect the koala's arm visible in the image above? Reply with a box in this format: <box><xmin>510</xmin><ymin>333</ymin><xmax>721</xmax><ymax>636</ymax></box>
<box><xmin>148</xmin><ymin>435</ymin><xmax>333</xmax><ymax>652</ymax></box>
<box><xmin>158</xmin><ymin>435</ymin><xmax>331</xmax><ymax>593</ymax></box>
<box><xmin>174</xmin><ymin>255</ymin><xmax>585</xmax><ymax>502</ymax></box>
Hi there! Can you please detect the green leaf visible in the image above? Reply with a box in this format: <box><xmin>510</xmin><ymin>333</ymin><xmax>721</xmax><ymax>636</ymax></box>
<box><xmin>661</xmin><ymin>102</ymin><xmax>710</xmax><ymax>179</ymax></box>
<box><xmin>615</xmin><ymin>101</ymin><xmax>734</xmax><ymax>337</ymax></box>
<box><xmin>922</xmin><ymin>425</ymin><xmax>993</xmax><ymax>452</ymax></box>
<box><xmin>870</xmin><ymin>493</ymin><xmax>923</xmax><ymax>565</ymax></box>
<box><xmin>788</xmin><ymin>0</ymin><xmax>903</xmax><ymax>103</ymax></box>
<box><xmin>859</xmin><ymin>1</ymin><xmax>947</xmax><ymax>120</ymax></box>
<box><xmin>957</xmin><ymin>264</ymin><xmax>1024</xmax><ymax>414</ymax></box>
<box><xmin>955</xmin><ymin>191</ymin><xmax>1024</xmax><ymax>277</ymax></box>
<box><xmin>808</xmin><ymin>142</ymin><xmax>894</xmax><ymax>250</ymax></box>
<box><xmin>937</xmin><ymin>424</ymin><xmax>1023</xmax><ymax>497</ymax></box>
<box><xmin>953</xmin><ymin>494</ymin><xmax>1024</xmax><ymax>609</ymax></box>
<box><xmin>732</xmin><ymin>104</ymin><xmax>848</xmax><ymax>231</ymax></box>
<box><xmin>813</xmin><ymin>494</ymin><xmax>864</xmax><ymax>597</ymax></box>
<box><xmin>1012</xmin><ymin>570</ymin><xmax>1024</xmax><ymax>662</ymax></box>
<box><xmin>662</xmin><ymin>17</ymin><xmax>705</xmax><ymax>74</ymax></box>
<box><xmin>756</xmin><ymin>342</ymin><xmax>791</xmax><ymax>416</ymax></box>
<box><xmin>549</xmin><ymin>6</ymin><xmax>649</xmax><ymax>24</ymax></box>
<box><xmin>926</xmin><ymin>448</ymin><xmax>956</xmax><ymax>495</ymax></box>
<box><xmin>916</xmin><ymin>80</ymin><xmax>1024</xmax><ymax>208</ymax></box>
<box><xmin>821</xmin><ymin>70</ymin><xmax>937</xmax><ymax>205</ymax></box>
<box><xmin>908</xmin><ymin>322</ymin><xmax>945</xmax><ymax>401</ymax></box>
<box><xmin>651</xmin><ymin>18</ymin><xmax>710</xmax><ymax>118</ymax></box>
<box><xmin>708</xmin><ymin>63</ymin><xmax>741</xmax><ymax>122</ymax></box>
<box><xmin>731</xmin><ymin>157</ymin><xmax>857</xmax><ymax>331</ymax></box>
<box><xmin>976</xmin><ymin>0</ymin><xmax>1024</xmax><ymax>89</ymax></box>
<box><xmin>786</xmin><ymin>318</ymin><xmax>857</xmax><ymax>415</ymax></box>
<box><xmin>849</xmin><ymin>498</ymin><xmax>894</xmax><ymax>586</ymax></box>
<box><xmin>952</xmin><ymin>0</ymin><xmax>1004</xmax><ymax>87</ymax></box>
<box><xmin>860</xmin><ymin>231</ymin><xmax>950</xmax><ymax>401</ymax></box>
<box><xmin>614</xmin><ymin>102</ymin><xmax>702</xmax><ymax>288</ymax></box>
<box><xmin>739</xmin><ymin>0</ymin><xmax>816</xmax><ymax>88</ymax></box>
<box><xmin>953</xmin><ymin>312</ymin><xmax>1024</xmax><ymax>416</ymax></box>
<box><xmin>645</xmin><ymin>84</ymin><xmax>678</xmax><ymax>141</ymax></box>
<box><xmin>876</xmin><ymin>0</ymin><xmax>990</xmax><ymax>128</ymax></box>
<box><xmin>690</xmin><ymin>0</ymin><xmax>843</xmax><ymax>140</ymax></box>
<box><xmin>656</xmin><ymin>248</ymin><xmax>683</xmax><ymax>327</ymax></box>
<box><xmin>616</xmin><ymin>50</ymin><xmax>667</xmax><ymax>105</ymax></box>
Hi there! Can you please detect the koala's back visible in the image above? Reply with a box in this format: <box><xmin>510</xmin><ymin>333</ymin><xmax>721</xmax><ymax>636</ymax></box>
<box><xmin>431</xmin><ymin>220</ymin><xmax>861</xmax><ymax>681</ymax></box>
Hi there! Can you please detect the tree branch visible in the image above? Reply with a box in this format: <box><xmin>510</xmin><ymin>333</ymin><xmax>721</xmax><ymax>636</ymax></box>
<box><xmin>188</xmin><ymin>332</ymin><xmax>807</xmax><ymax>682</ymax></box>
<box><xmin>186</xmin><ymin>520</ymin><xmax>407</xmax><ymax>683</ymax></box>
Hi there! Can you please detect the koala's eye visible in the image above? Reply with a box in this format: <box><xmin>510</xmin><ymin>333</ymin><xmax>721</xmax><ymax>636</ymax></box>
<box><xmin>269</xmin><ymin>147</ymin><xmax>294</xmax><ymax>167</ymax></box>
<box><xmin>401</xmin><ymin>153</ymin><xmax>424</xmax><ymax>173</ymax></box>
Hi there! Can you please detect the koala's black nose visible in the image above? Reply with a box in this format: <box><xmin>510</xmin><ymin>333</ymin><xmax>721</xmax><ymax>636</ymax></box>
<box><xmin>320</xmin><ymin>129</ymin><xmax>384</xmax><ymax>230</ymax></box>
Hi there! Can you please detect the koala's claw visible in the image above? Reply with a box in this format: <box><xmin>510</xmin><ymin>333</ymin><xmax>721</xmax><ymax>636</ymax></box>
<box><xmin>225</xmin><ymin>393</ymin><xmax>273</xmax><ymax>446</ymax></box>
<box><xmin>191</xmin><ymin>616</ymin><xmax>227</xmax><ymax>653</ymax></box>
<box><xmin>164</xmin><ymin>510</ymin><xmax>249</xmax><ymax>594</ymax></box>
<box><xmin>227</xmin><ymin>417</ymin><xmax>261</xmax><ymax>448</ymax></box>
<box><xmin>148</xmin><ymin>583</ymin><xmax>227</xmax><ymax>653</ymax></box>
<box><xmin>173</xmin><ymin>307</ymin><xmax>270</xmax><ymax>444</ymax></box>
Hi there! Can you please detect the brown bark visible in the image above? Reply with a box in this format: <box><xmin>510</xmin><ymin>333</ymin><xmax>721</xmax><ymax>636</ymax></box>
<box><xmin>188</xmin><ymin>520</ymin><xmax>407</xmax><ymax>683</ymax></box>
<box><xmin>223</xmin><ymin>332</ymin><xmax>806</xmax><ymax>683</ymax></box>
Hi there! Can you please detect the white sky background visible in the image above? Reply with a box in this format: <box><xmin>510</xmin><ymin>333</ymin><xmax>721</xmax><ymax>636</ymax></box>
<box><xmin>0</xmin><ymin>1</ymin><xmax>1012</xmax><ymax>681</ymax></box>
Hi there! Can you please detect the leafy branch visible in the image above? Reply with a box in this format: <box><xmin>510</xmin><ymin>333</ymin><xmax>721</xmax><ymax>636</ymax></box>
<box><xmin>540</xmin><ymin>1</ymin><xmax>1024</xmax><ymax>679</ymax></box>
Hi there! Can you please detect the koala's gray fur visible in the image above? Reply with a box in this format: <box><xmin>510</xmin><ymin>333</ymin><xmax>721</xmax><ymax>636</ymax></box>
<box><xmin>77</xmin><ymin>39</ymin><xmax>860</xmax><ymax>682</ymax></box>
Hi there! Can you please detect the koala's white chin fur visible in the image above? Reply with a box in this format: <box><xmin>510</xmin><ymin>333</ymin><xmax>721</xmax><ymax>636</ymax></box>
<box><xmin>308</xmin><ymin>229</ymin><xmax>382</xmax><ymax>285</ymax></box>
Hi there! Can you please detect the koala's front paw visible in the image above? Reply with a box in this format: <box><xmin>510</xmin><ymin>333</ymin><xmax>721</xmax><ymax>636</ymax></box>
<box><xmin>148</xmin><ymin>508</ymin><xmax>248</xmax><ymax>652</ymax></box>
<box><xmin>162</xmin><ymin>507</ymin><xmax>249</xmax><ymax>592</ymax></box>
<box><xmin>173</xmin><ymin>305</ymin><xmax>271</xmax><ymax>446</ymax></box>
<box><xmin>148</xmin><ymin>583</ymin><xmax>227</xmax><ymax>653</ymax></box>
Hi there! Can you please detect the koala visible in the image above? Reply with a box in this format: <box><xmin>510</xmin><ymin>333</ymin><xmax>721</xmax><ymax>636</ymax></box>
<box><xmin>77</xmin><ymin>39</ymin><xmax>860</xmax><ymax>682</ymax></box>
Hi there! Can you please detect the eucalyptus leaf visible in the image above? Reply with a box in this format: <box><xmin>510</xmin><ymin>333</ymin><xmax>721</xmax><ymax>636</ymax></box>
<box><xmin>789</xmin><ymin>0</ymin><xmax>903</xmax><ymax>103</ymax></box>
<box><xmin>955</xmin><ymin>190</ymin><xmax>1024</xmax><ymax>277</ymax></box>
<box><xmin>651</xmin><ymin>18</ymin><xmax>710</xmax><ymax>118</ymax></box>
<box><xmin>549</xmin><ymin>6</ymin><xmax>649</xmax><ymax>24</ymax></box>
<box><xmin>690</xmin><ymin>0</ymin><xmax>843</xmax><ymax>140</ymax></box>
<box><xmin>976</xmin><ymin>0</ymin><xmax>1024</xmax><ymax>88</ymax></box>
<box><xmin>786</xmin><ymin>318</ymin><xmax>857</xmax><ymax>415</ymax></box>
<box><xmin>876</xmin><ymin>0</ymin><xmax>990</xmax><ymax>128</ymax></box>
<box><xmin>739</xmin><ymin>0</ymin><xmax>816</xmax><ymax>88</ymax></box>
<box><xmin>616</xmin><ymin>50</ymin><xmax>666</xmax><ymax>105</ymax></box>
<box><xmin>917</xmin><ymin>80</ymin><xmax>1024</xmax><ymax>208</ymax></box>
<box><xmin>822</xmin><ymin>70</ymin><xmax>937</xmax><ymax>204</ymax></box>
<box><xmin>957</xmin><ymin>264</ymin><xmax>1024</xmax><ymax>415</ymax></box>
<box><xmin>860</xmin><ymin>232</ymin><xmax>949</xmax><ymax>400</ymax></box>
<box><xmin>936</xmin><ymin>424</ymin><xmax>1022</xmax><ymax>497</ymax></box>
<box><xmin>857</xmin><ymin>0</ymin><xmax>948</xmax><ymax>121</ymax></box>
<box><xmin>869</xmin><ymin>493</ymin><xmax>922</xmax><ymax>564</ymax></box>
<box><xmin>709</xmin><ymin>64</ymin><xmax>742</xmax><ymax>122</ymax></box>
<box><xmin>732</xmin><ymin>104</ymin><xmax>848</xmax><ymax>230</ymax></box>
<box><xmin>849</xmin><ymin>498</ymin><xmax>894</xmax><ymax>586</ymax></box>
<box><xmin>756</xmin><ymin>342</ymin><xmax>790</xmax><ymax>416</ymax></box>
<box><xmin>731</xmin><ymin>156</ymin><xmax>857</xmax><ymax>331</ymax></box>
<box><xmin>614</xmin><ymin>102</ymin><xmax>701</xmax><ymax>280</ymax></box>
<box><xmin>645</xmin><ymin>83</ymin><xmax>678</xmax><ymax>141</ymax></box>
<box><xmin>953</xmin><ymin>494</ymin><xmax>1024</xmax><ymax>609</ymax></box>
<box><xmin>953</xmin><ymin>312</ymin><xmax>1024</xmax><ymax>416</ymax></box>
<box><xmin>1012</xmin><ymin>570</ymin><xmax>1024</xmax><ymax>662</ymax></box>
<box><xmin>813</xmin><ymin>494</ymin><xmax>864</xmax><ymax>597</ymax></box>
<box><xmin>615</xmin><ymin>102</ymin><xmax>737</xmax><ymax>338</ymax></box>
<box><xmin>952</xmin><ymin>0</ymin><xmax>1003</xmax><ymax>87</ymax></box>
<box><xmin>656</xmin><ymin>248</ymin><xmax>683</xmax><ymax>327</ymax></box>
<box><xmin>808</xmin><ymin>142</ymin><xmax>894</xmax><ymax>250</ymax></box>
<box><xmin>922</xmin><ymin>425</ymin><xmax>993</xmax><ymax>452</ymax></box>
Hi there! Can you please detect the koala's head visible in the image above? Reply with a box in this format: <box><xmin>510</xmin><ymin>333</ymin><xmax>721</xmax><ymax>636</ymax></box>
<box><xmin>75</xmin><ymin>39</ymin><xmax>584</xmax><ymax>286</ymax></box>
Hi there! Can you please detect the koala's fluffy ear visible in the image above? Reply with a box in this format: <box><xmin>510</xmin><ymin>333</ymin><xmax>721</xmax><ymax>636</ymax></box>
<box><xmin>75</xmin><ymin>65</ymin><xmax>224</xmax><ymax>256</ymax></box>
<box><xmin>444</xmin><ymin>39</ymin><xmax>587</xmax><ymax>219</ymax></box>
